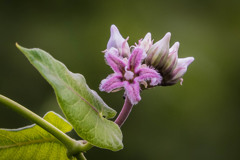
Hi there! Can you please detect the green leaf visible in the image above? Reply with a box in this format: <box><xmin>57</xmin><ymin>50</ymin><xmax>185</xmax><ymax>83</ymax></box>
<box><xmin>0</xmin><ymin>111</ymin><xmax>76</xmax><ymax>160</ymax></box>
<box><xmin>16</xmin><ymin>44</ymin><xmax>123</xmax><ymax>151</ymax></box>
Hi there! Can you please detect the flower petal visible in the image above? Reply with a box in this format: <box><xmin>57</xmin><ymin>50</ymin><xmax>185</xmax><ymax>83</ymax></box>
<box><xmin>135</xmin><ymin>66</ymin><xmax>162</xmax><ymax>86</ymax></box>
<box><xmin>99</xmin><ymin>73</ymin><xmax>124</xmax><ymax>93</ymax></box>
<box><xmin>107</xmin><ymin>25</ymin><xmax>130</xmax><ymax>57</ymax></box>
<box><xmin>124</xmin><ymin>81</ymin><xmax>141</xmax><ymax>105</ymax></box>
<box><xmin>127</xmin><ymin>47</ymin><xmax>146</xmax><ymax>72</ymax></box>
<box><xmin>105</xmin><ymin>48</ymin><xmax>127</xmax><ymax>73</ymax></box>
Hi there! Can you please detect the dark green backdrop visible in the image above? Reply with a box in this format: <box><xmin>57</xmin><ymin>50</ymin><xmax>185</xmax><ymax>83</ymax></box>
<box><xmin>0</xmin><ymin>0</ymin><xmax>239</xmax><ymax>159</ymax></box>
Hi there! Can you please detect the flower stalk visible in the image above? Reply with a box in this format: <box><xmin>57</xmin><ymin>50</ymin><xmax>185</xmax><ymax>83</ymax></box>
<box><xmin>114</xmin><ymin>97</ymin><xmax>133</xmax><ymax>127</ymax></box>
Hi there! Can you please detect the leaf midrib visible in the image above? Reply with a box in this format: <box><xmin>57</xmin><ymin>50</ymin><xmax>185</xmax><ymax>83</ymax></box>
<box><xmin>64</xmin><ymin>81</ymin><xmax>99</xmax><ymax>114</ymax></box>
<box><xmin>0</xmin><ymin>137</ymin><xmax>57</xmax><ymax>149</ymax></box>
<box><xmin>37</xmin><ymin>52</ymin><xmax>100</xmax><ymax>114</ymax></box>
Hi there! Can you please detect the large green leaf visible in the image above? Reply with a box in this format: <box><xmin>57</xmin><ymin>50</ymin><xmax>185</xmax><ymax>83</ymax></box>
<box><xmin>0</xmin><ymin>111</ymin><xmax>75</xmax><ymax>160</ymax></box>
<box><xmin>16</xmin><ymin>44</ymin><xmax>123</xmax><ymax>151</ymax></box>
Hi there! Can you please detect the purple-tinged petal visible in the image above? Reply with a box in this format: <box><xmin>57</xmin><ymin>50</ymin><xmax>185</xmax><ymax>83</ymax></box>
<box><xmin>139</xmin><ymin>32</ymin><xmax>152</xmax><ymax>52</ymax></box>
<box><xmin>162</xmin><ymin>42</ymin><xmax>179</xmax><ymax>74</ymax></box>
<box><xmin>127</xmin><ymin>47</ymin><xmax>146</xmax><ymax>72</ymax></box>
<box><xmin>124</xmin><ymin>81</ymin><xmax>141</xmax><ymax>105</ymax></box>
<box><xmin>107</xmin><ymin>25</ymin><xmax>130</xmax><ymax>57</ymax></box>
<box><xmin>135</xmin><ymin>67</ymin><xmax>162</xmax><ymax>86</ymax></box>
<box><xmin>99</xmin><ymin>73</ymin><xmax>124</xmax><ymax>93</ymax></box>
<box><xmin>105</xmin><ymin>48</ymin><xmax>127</xmax><ymax>73</ymax></box>
<box><xmin>170</xmin><ymin>57</ymin><xmax>194</xmax><ymax>82</ymax></box>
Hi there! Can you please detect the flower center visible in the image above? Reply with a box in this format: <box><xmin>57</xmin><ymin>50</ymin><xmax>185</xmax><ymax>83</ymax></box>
<box><xmin>124</xmin><ymin>70</ymin><xmax>134</xmax><ymax>81</ymax></box>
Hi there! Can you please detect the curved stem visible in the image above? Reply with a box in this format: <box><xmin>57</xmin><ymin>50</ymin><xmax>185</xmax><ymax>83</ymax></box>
<box><xmin>114</xmin><ymin>97</ymin><xmax>133</xmax><ymax>127</ymax></box>
<box><xmin>0</xmin><ymin>94</ymin><xmax>132</xmax><ymax>159</ymax></box>
<box><xmin>0</xmin><ymin>94</ymin><xmax>86</xmax><ymax>156</ymax></box>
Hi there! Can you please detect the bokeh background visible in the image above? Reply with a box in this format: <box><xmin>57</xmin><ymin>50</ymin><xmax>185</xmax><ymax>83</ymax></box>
<box><xmin>0</xmin><ymin>0</ymin><xmax>240</xmax><ymax>159</ymax></box>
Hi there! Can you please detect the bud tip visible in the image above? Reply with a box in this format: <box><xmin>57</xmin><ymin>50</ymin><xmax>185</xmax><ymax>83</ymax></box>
<box><xmin>164</xmin><ymin>32</ymin><xmax>171</xmax><ymax>40</ymax></box>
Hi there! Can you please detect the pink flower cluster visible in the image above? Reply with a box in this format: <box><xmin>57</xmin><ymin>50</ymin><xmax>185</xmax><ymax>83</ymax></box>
<box><xmin>100</xmin><ymin>25</ymin><xmax>194</xmax><ymax>105</ymax></box>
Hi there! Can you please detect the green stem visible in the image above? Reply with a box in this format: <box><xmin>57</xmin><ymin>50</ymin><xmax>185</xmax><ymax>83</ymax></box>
<box><xmin>0</xmin><ymin>94</ymin><xmax>90</xmax><ymax>157</ymax></box>
<box><xmin>75</xmin><ymin>152</ymin><xmax>87</xmax><ymax>160</ymax></box>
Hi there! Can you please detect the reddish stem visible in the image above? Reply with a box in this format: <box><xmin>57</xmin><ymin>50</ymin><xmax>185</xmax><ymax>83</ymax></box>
<box><xmin>114</xmin><ymin>97</ymin><xmax>133</xmax><ymax>127</ymax></box>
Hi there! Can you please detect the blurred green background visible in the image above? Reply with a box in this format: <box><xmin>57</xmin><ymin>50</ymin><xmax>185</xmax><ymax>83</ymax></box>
<box><xmin>0</xmin><ymin>0</ymin><xmax>240</xmax><ymax>159</ymax></box>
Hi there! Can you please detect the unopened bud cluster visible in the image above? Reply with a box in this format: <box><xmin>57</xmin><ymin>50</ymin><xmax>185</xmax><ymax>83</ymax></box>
<box><xmin>140</xmin><ymin>32</ymin><xmax>194</xmax><ymax>86</ymax></box>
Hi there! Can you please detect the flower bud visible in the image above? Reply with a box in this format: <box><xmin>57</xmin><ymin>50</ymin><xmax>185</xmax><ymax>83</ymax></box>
<box><xmin>162</xmin><ymin>42</ymin><xmax>179</xmax><ymax>74</ymax></box>
<box><xmin>145</xmin><ymin>32</ymin><xmax>171</xmax><ymax>69</ymax></box>
<box><xmin>107</xmin><ymin>25</ymin><xmax>130</xmax><ymax>57</ymax></box>
<box><xmin>139</xmin><ymin>32</ymin><xmax>152</xmax><ymax>52</ymax></box>
<box><xmin>166</xmin><ymin>57</ymin><xmax>194</xmax><ymax>85</ymax></box>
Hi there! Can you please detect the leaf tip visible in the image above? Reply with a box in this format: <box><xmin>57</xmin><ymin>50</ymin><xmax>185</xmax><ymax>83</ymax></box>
<box><xmin>112</xmin><ymin>143</ymin><xmax>124</xmax><ymax>151</ymax></box>
<box><xmin>15</xmin><ymin>43</ymin><xmax>24</xmax><ymax>52</ymax></box>
<box><xmin>15</xmin><ymin>42</ymin><xmax>20</xmax><ymax>48</ymax></box>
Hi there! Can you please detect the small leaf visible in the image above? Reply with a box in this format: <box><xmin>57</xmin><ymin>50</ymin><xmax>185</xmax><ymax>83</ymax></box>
<box><xmin>16</xmin><ymin>44</ymin><xmax>123</xmax><ymax>151</ymax></box>
<box><xmin>0</xmin><ymin>111</ymin><xmax>76</xmax><ymax>160</ymax></box>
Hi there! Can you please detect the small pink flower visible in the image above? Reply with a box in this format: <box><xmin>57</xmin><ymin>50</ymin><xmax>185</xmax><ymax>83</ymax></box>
<box><xmin>100</xmin><ymin>47</ymin><xmax>162</xmax><ymax>105</ymax></box>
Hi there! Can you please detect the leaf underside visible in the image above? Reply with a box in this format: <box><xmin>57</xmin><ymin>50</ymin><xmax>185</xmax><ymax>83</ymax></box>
<box><xmin>16</xmin><ymin>44</ymin><xmax>123</xmax><ymax>151</ymax></box>
<box><xmin>0</xmin><ymin>111</ymin><xmax>75</xmax><ymax>160</ymax></box>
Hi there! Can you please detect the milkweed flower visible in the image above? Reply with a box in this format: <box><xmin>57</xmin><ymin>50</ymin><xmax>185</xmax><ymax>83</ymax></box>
<box><xmin>100</xmin><ymin>46</ymin><xmax>162</xmax><ymax>105</ymax></box>
<box><xmin>100</xmin><ymin>25</ymin><xmax>194</xmax><ymax>104</ymax></box>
